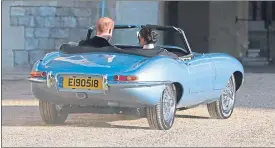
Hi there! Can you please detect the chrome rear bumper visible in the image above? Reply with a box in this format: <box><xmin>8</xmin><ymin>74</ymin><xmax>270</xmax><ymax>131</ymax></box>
<box><xmin>28</xmin><ymin>74</ymin><xmax>170</xmax><ymax>107</ymax></box>
<box><xmin>28</xmin><ymin>78</ymin><xmax>46</xmax><ymax>83</ymax></box>
<box><xmin>28</xmin><ymin>77</ymin><xmax>171</xmax><ymax>88</ymax></box>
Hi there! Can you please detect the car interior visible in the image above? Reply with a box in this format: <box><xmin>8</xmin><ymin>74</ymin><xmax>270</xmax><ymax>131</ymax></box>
<box><xmin>113</xmin><ymin>44</ymin><xmax>188</xmax><ymax>57</ymax></box>
<box><xmin>61</xmin><ymin>41</ymin><xmax>188</xmax><ymax>58</ymax></box>
<box><xmin>61</xmin><ymin>25</ymin><xmax>190</xmax><ymax>58</ymax></box>
<box><xmin>60</xmin><ymin>43</ymin><xmax>165</xmax><ymax>58</ymax></box>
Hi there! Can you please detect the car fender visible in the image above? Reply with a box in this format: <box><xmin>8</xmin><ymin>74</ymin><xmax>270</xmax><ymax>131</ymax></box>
<box><xmin>134</xmin><ymin>56</ymin><xmax>190</xmax><ymax>95</ymax></box>
<box><xmin>206</xmin><ymin>53</ymin><xmax>244</xmax><ymax>91</ymax></box>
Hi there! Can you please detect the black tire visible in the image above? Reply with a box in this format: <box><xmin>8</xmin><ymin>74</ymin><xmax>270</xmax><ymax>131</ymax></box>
<box><xmin>207</xmin><ymin>74</ymin><xmax>236</xmax><ymax>119</ymax></box>
<box><xmin>39</xmin><ymin>100</ymin><xmax>68</xmax><ymax>124</ymax></box>
<box><xmin>146</xmin><ymin>84</ymin><xmax>177</xmax><ymax>130</ymax></box>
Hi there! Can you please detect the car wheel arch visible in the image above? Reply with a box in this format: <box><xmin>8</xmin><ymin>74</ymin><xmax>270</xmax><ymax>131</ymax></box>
<box><xmin>173</xmin><ymin>82</ymin><xmax>184</xmax><ymax>105</ymax></box>
<box><xmin>233</xmin><ymin>71</ymin><xmax>243</xmax><ymax>91</ymax></box>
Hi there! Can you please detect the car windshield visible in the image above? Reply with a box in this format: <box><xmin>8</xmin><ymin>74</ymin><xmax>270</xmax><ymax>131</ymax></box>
<box><xmin>91</xmin><ymin>27</ymin><xmax>187</xmax><ymax>51</ymax></box>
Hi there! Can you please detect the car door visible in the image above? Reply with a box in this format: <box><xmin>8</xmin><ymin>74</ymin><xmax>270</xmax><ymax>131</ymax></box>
<box><xmin>181</xmin><ymin>53</ymin><xmax>215</xmax><ymax>94</ymax></box>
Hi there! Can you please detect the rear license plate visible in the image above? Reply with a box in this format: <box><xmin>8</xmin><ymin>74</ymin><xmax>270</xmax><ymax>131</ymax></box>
<box><xmin>62</xmin><ymin>76</ymin><xmax>103</xmax><ymax>90</ymax></box>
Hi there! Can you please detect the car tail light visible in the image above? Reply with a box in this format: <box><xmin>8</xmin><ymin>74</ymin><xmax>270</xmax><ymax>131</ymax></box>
<box><xmin>30</xmin><ymin>71</ymin><xmax>47</xmax><ymax>78</ymax></box>
<box><xmin>114</xmin><ymin>75</ymin><xmax>138</xmax><ymax>81</ymax></box>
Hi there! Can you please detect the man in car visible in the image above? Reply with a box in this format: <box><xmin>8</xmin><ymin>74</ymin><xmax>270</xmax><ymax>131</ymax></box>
<box><xmin>79</xmin><ymin>17</ymin><xmax>115</xmax><ymax>48</ymax></box>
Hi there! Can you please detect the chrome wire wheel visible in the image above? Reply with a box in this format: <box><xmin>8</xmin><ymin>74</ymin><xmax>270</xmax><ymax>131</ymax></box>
<box><xmin>221</xmin><ymin>77</ymin><xmax>236</xmax><ymax>117</ymax></box>
<box><xmin>207</xmin><ymin>75</ymin><xmax>236</xmax><ymax>119</ymax></box>
<box><xmin>146</xmin><ymin>84</ymin><xmax>177</xmax><ymax>130</ymax></box>
<box><xmin>163</xmin><ymin>85</ymin><xmax>176</xmax><ymax>124</ymax></box>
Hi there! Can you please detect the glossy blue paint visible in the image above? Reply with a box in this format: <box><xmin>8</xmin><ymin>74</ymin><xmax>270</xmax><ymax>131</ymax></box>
<box><xmin>40</xmin><ymin>52</ymin><xmax>149</xmax><ymax>79</ymax></box>
<box><xmin>206</xmin><ymin>53</ymin><xmax>244</xmax><ymax>90</ymax></box>
<box><xmin>31</xmin><ymin>50</ymin><xmax>244</xmax><ymax>109</ymax></box>
<box><xmin>29</xmin><ymin>24</ymin><xmax>244</xmax><ymax>109</ymax></box>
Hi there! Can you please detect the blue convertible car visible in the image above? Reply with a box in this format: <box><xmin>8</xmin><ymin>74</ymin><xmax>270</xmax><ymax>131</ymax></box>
<box><xmin>28</xmin><ymin>24</ymin><xmax>244</xmax><ymax>130</ymax></box>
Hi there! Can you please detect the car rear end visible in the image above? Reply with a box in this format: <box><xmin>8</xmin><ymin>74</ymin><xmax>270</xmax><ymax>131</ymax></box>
<box><xmin>29</xmin><ymin>52</ymin><xmax>169</xmax><ymax>108</ymax></box>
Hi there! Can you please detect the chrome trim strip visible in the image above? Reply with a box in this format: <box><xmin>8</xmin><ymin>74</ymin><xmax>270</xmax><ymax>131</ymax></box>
<box><xmin>27</xmin><ymin>78</ymin><xmax>46</xmax><ymax>83</ymax></box>
<box><xmin>108</xmin><ymin>81</ymin><xmax>172</xmax><ymax>88</ymax></box>
<box><xmin>30</xmin><ymin>71</ymin><xmax>170</xmax><ymax>92</ymax></box>
<box><xmin>177</xmin><ymin>28</ymin><xmax>192</xmax><ymax>55</ymax></box>
<box><xmin>56</xmin><ymin>88</ymin><xmax>108</xmax><ymax>94</ymax></box>
<box><xmin>46</xmin><ymin>71</ymin><xmax>55</xmax><ymax>88</ymax></box>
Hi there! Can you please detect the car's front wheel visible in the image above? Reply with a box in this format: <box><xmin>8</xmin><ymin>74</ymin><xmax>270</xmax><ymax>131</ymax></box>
<box><xmin>207</xmin><ymin>74</ymin><xmax>236</xmax><ymax>119</ymax></box>
<box><xmin>39</xmin><ymin>100</ymin><xmax>68</xmax><ymax>124</ymax></box>
<box><xmin>146</xmin><ymin>84</ymin><xmax>177</xmax><ymax>130</ymax></box>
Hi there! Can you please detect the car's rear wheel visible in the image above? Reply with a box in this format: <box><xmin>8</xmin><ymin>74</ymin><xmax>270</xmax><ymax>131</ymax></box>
<box><xmin>207</xmin><ymin>74</ymin><xmax>236</xmax><ymax>119</ymax></box>
<box><xmin>39</xmin><ymin>100</ymin><xmax>68</xmax><ymax>124</ymax></box>
<box><xmin>146</xmin><ymin>84</ymin><xmax>177</xmax><ymax>130</ymax></box>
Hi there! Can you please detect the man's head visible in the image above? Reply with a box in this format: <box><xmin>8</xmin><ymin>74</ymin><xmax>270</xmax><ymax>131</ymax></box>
<box><xmin>96</xmin><ymin>17</ymin><xmax>115</xmax><ymax>40</ymax></box>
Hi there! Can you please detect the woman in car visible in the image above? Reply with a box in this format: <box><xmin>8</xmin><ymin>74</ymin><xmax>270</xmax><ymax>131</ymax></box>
<box><xmin>137</xmin><ymin>27</ymin><xmax>158</xmax><ymax>49</ymax></box>
<box><xmin>138</xmin><ymin>27</ymin><xmax>178</xmax><ymax>58</ymax></box>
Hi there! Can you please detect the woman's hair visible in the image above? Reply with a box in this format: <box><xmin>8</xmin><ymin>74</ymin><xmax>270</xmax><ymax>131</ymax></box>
<box><xmin>138</xmin><ymin>27</ymin><xmax>159</xmax><ymax>44</ymax></box>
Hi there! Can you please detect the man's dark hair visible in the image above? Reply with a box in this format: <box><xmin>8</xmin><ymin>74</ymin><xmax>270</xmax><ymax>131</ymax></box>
<box><xmin>138</xmin><ymin>27</ymin><xmax>159</xmax><ymax>44</ymax></box>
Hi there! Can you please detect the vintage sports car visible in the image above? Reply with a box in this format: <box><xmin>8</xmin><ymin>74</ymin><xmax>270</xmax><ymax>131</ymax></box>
<box><xmin>28</xmin><ymin>24</ymin><xmax>244</xmax><ymax>130</ymax></box>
